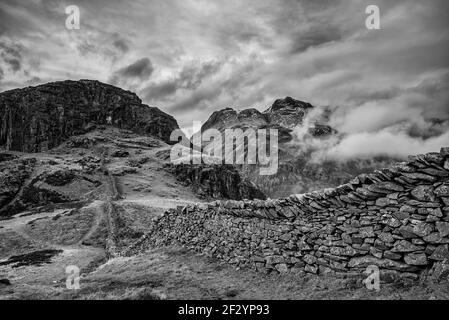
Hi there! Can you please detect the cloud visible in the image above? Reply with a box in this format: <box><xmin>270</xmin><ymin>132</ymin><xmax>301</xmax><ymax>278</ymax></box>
<box><xmin>143</xmin><ymin>60</ymin><xmax>222</xmax><ymax>101</ymax></box>
<box><xmin>0</xmin><ymin>40</ymin><xmax>23</xmax><ymax>72</ymax></box>
<box><xmin>109</xmin><ymin>57</ymin><xmax>154</xmax><ymax>87</ymax></box>
<box><xmin>113</xmin><ymin>38</ymin><xmax>129</xmax><ymax>53</ymax></box>
<box><xmin>116</xmin><ymin>58</ymin><xmax>153</xmax><ymax>79</ymax></box>
<box><xmin>326</xmin><ymin>129</ymin><xmax>449</xmax><ymax>160</ymax></box>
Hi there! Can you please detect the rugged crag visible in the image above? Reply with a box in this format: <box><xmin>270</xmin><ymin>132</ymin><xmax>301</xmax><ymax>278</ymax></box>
<box><xmin>133</xmin><ymin>148</ymin><xmax>449</xmax><ymax>281</ymax></box>
<box><xmin>0</xmin><ymin>80</ymin><xmax>179</xmax><ymax>152</ymax></box>
<box><xmin>0</xmin><ymin>156</ymin><xmax>102</xmax><ymax>217</ymax></box>
<box><xmin>164</xmin><ymin>163</ymin><xmax>266</xmax><ymax>201</ymax></box>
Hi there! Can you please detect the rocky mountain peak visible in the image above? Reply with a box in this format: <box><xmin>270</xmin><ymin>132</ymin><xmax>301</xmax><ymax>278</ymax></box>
<box><xmin>264</xmin><ymin>96</ymin><xmax>313</xmax><ymax>113</ymax></box>
<box><xmin>263</xmin><ymin>97</ymin><xmax>314</xmax><ymax>128</ymax></box>
<box><xmin>0</xmin><ymin>79</ymin><xmax>179</xmax><ymax>152</ymax></box>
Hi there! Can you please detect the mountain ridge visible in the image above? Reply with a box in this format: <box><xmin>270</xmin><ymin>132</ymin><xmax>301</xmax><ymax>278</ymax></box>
<box><xmin>0</xmin><ymin>79</ymin><xmax>179</xmax><ymax>152</ymax></box>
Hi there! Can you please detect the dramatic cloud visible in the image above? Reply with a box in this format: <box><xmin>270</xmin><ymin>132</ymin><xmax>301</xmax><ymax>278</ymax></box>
<box><xmin>0</xmin><ymin>0</ymin><xmax>448</xmax><ymax>157</ymax></box>
<box><xmin>111</xmin><ymin>58</ymin><xmax>153</xmax><ymax>81</ymax></box>
<box><xmin>0</xmin><ymin>40</ymin><xmax>23</xmax><ymax>72</ymax></box>
<box><xmin>142</xmin><ymin>60</ymin><xmax>222</xmax><ymax>102</ymax></box>
<box><xmin>326</xmin><ymin>129</ymin><xmax>449</xmax><ymax>160</ymax></box>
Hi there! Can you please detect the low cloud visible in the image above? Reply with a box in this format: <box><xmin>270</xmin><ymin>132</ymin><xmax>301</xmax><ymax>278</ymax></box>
<box><xmin>326</xmin><ymin>129</ymin><xmax>449</xmax><ymax>160</ymax></box>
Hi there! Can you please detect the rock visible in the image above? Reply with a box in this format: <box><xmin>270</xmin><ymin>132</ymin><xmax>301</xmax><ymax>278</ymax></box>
<box><xmin>391</xmin><ymin>240</ymin><xmax>424</xmax><ymax>253</ymax></box>
<box><xmin>430</xmin><ymin>208</ymin><xmax>443</xmax><ymax>217</ymax></box>
<box><xmin>0</xmin><ymin>158</ymin><xmax>36</xmax><ymax>216</ymax></box>
<box><xmin>355</xmin><ymin>187</ymin><xmax>380</xmax><ymax>199</ymax></box>
<box><xmin>402</xmin><ymin>173</ymin><xmax>437</xmax><ymax>182</ymax></box>
<box><xmin>375</xmin><ymin>198</ymin><xmax>390</xmax><ymax>207</ymax></box>
<box><xmin>419</xmin><ymin>168</ymin><xmax>448</xmax><ymax>177</ymax></box>
<box><xmin>359</xmin><ymin>226</ymin><xmax>375</xmax><ymax>238</ymax></box>
<box><xmin>165</xmin><ymin>163</ymin><xmax>266</xmax><ymax>201</ymax></box>
<box><xmin>374</xmin><ymin>182</ymin><xmax>404</xmax><ymax>192</ymax></box>
<box><xmin>111</xmin><ymin>150</ymin><xmax>130</xmax><ymax>157</ymax></box>
<box><xmin>384</xmin><ymin>251</ymin><xmax>402</xmax><ymax>260</ymax></box>
<box><xmin>430</xmin><ymin>245</ymin><xmax>449</xmax><ymax>261</ymax></box>
<box><xmin>400</xmin><ymin>205</ymin><xmax>417</xmax><ymax>214</ymax></box>
<box><xmin>436</xmin><ymin>222</ymin><xmax>449</xmax><ymax>237</ymax></box>
<box><xmin>348</xmin><ymin>256</ymin><xmax>418</xmax><ymax>272</ymax></box>
<box><xmin>424</xmin><ymin>232</ymin><xmax>444</xmax><ymax>244</ymax></box>
<box><xmin>397</xmin><ymin>226</ymin><xmax>416</xmax><ymax>239</ymax></box>
<box><xmin>430</xmin><ymin>259</ymin><xmax>449</xmax><ymax>282</ymax></box>
<box><xmin>434</xmin><ymin>184</ymin><xmax>449</xmax><ymax>197</ymax></box>
<box><xmin>303</xmin><ymin>254</ymin><xmax>317</xmax><ymax>265</ymax></box>
<box><xmin>411</xmin><ymin>185</ymin><xmax>435</xmax><ymax>202</ymax></box>
<box><xmin>404</xmin><ymin>252</ymin><xmax>428</xmax><ymax>265</ymax></box>
<box><xmin>266</xmin><ymin>255</ymin><xmax>285</xmax><ymax>265</ymax></box>
<box><xmin>441</xmin><ymin>147</ymin><xmax>449</xmax><ymax>157</ymax></box>
<box><xmin>329</xmin><ymin>246</ymin><xmax>358</xmax><ymax>257</ymax></box>
<box><xmin>412</xmin><ymin>222</ymin><xmax>434</xmax><ymax>237</ymax></box>
<box><xmin>304</xmin><ymin>264</ymin><xmax>318</xmax><ymax>274</ymax></box>
<box><xmin>378</xmin><ymin>232</ymin><xmax>395</xmax><ymax>243</ymax></box>
<box><xmin>111</xmin><ymin>166</ymin><xmax>138</xmax><ymax>176</ymax></box>
<box><xmin>275</xmin><ymin>263</ymin><xmax>289</xmax><ymax>273</ymax></box>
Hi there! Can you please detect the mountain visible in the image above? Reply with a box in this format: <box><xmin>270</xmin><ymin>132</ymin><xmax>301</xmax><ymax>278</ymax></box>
<box><xmin>201</xmin><ymin>97</ymin><xmax>335</xmax><ymax>143</ymax></box>
<box><xmin>0</xmin><ymin>80</ymin><xmax>179</xmax><ymax>152</ymax></box>
<box><xmin>198</xmin><ymin>97</ymin><xmax>399</xmax><ymax>198</ymax></box>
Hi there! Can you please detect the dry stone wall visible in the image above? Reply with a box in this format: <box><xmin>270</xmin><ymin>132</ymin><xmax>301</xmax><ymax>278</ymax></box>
<box><xmin>135</xmin><ymin>148</ymin><xmax>449</xmax><ymax>280</ymax></box>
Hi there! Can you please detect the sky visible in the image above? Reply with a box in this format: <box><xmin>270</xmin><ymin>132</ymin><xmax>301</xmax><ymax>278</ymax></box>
<box><xmin>0</xmin><ymin>0</ymin><xmax>448</xmax><ymax>157</ymax></box>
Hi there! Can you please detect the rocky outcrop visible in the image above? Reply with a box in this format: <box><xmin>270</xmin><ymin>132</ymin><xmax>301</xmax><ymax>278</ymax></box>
<box><xmin>0</xmin><ymin>158</ymin><xmax>101</xmax><ymax>217</ymax></box>
<box><xmin>133</xmin><ymin>148</ymin><xmax>449</xmax><ymax>281</ymax></box>
<box><xmin>164</xmin><ymin>163</ymin><xmax>266</xmax><ymax>201</ymax></box>
<box><xmin>263</xmin><ymin>96</ymin><xmax>313</xmax><ymax>128</ymax></box>
<box><xmin>0</xmin><ymin>158</ymin><xmax>36</xmax><ymax>215</ymax></box>
<box><xmin>0</xmin><ymin>80</ymin><xmax>179</xmax><ymax>152</ymax></box>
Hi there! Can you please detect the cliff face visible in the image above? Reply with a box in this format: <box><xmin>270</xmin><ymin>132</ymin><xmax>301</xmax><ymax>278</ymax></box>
<box><xmin>164</xmin><ymin>163</ymin><xmax>266</xmax><ymax>201</ymax></box>
<box><xmin>0</xmin><ymin>80</ymin><xmax>179</xmax><ymax>152</ymax></box>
